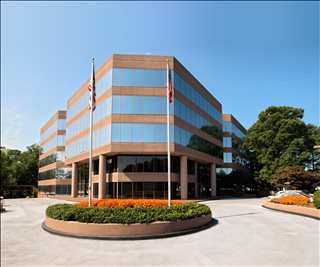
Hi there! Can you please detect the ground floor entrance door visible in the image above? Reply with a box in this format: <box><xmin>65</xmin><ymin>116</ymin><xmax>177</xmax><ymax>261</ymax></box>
<box><xmin>78</xmin><ymin>164</ymin><xmax>89</xmax><ymax>196</ymax></box>
<box><xmin>197</xmin><ymin>163</ymin><xmax>211</xmax><ymax>197</ymax></box>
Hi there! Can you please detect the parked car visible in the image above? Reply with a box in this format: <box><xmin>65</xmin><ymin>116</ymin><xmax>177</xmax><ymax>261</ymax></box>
<box><xmin>268</xmin><ymin>190</ymin><xmax>313</xmax><ymax>202</ymax></box>
<box><xmin>268</xmin><ymin>191</ymin><xmax>286</xmax><ymax>200</ymax></box>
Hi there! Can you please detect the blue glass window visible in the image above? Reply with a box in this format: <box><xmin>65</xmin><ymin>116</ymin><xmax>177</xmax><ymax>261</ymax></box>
<box><xmin>121</xmin><ymin>96</ymin><xmax>132</xmax><ymax>114</ymax></box>
<box><xmin>154</xmin><ymin>70</ymin><xmax>165</xmax><ymax>87</ymax></box>
<box><xmin>112</xmin><ymin>68</ymin><xmax>166</xmax><ymax>87</ymax></box>
<box><xmin>112</xmin><ymin>96</ymin><xmax>121</xmax><ymax>114</ymax></box>
<box><xmin>122</xmin><ymin>69</ymin><xmax>132</xmax><ymax>86</ymax></box>
<box><xmin>101</xmin><ymin>126</ymin><xmax>106</xmax><ymax>145</ymax></box>
<box><xmin>185</xmin><ymin>83</ymin><xmax>191</xmax><ymax>100</ymax></box>
<box><xmin>144</xmin><ymin>124</ymin><xmax>154</xmax><ymax>142</ymax></box>
<box><xmin>112</xmin><ymin>124</ymin><xmax>121</xmax><ymax>142</ymax></box>
<box><xmin>144</xmin><ymin>70</ymin><xmax>153</xmax><ymax>87</ymax></box>
<box><xmin>154</xmin><ymin>96</ymin><xmax>165</xmax><ymax>114</ymax></box>
<box><xmin>174</xmin><ymin>125</ymin><xmax>181</xmax><ymax>144</ymax></box>
<box><xmin>224</xmin><ymin>152</ymin><xmax>232</xmax><ymax>163</ymax></box>
<box><xmin>57</xmin><ymin>119</ymin><xmax>66</xmax><ymax>130</ymax></box>
<box><xmin>113</xmin><ymin>69</ymin><xmax>121</xmax><ymax>86</ymax></box>
<box><xmin>191</xmin><ymin>110</ymin><xmax>196</xmax><ymax>126</ymax></box>
<box><xmin>180</xmin><ymin>103</ymin><xmax>186</xmax><ymax>121</ymax></box>
<box><xmin>106</xmin><ymin>70</ymin><xmax>112</xmax><ymax>90</ymax></box>
<box><xmin>107</xmin><ymin>97</ymin><xmax>112</xmax><ymax>116</ymax></box>
<box><xmin>169</xmin><ymin>100</ymin><xmax>174</xmax><ymax>115</ymax></box>
<box><xmin>96</xmin><ymin>129</ymin><xmax>101</xmax><ymax>147</ymax></box>
<box><xmin>175</xmin><ymin>100</ymin><xmax>181</xmax><ymax>118</ymax></box>
<box><xmin>170</xmin><ymin>124</ymin><xmax>174</xmax><ymax>143</ymax></box>
<box><xmin>57</xmin><ymin>135</ymin><xmax>65</xmax><ymax>146</ymax></box>
<box><xmin>132</xmin><ymin>124</ymin><xmax>143</xmax><ymax>142</ymax></box>
<box><xmin>154</xmin><ymin>124</ymin><xmax>166</xmax><ymax>142</ymax></box>
<box><xmin>132</xmin><ymin>69</ymin><xmax>143</xmax><ymax>86</ymax></box>
<box><xmin>96</xmin><ymin>80</ymin><xmax>102</xmax><ymax>97</ymax></box>
<box><xmin>143</xmin><ymin>96</ymin><xmax>154</xmax><ymax>114</ymax></box>
<box><xmin>132</xmin><ymin>96</ymin><xmax>143</xmax><ymax>114</ymax></box>
<box><xmin>121</xmin><ymin>124</ymin><xmax>132</xmax><ymax>142</ymax></box>
<box><xmin>223</xmin><ymin>137</ymin><xmax>232</xmax><ymax>148</ymax></box>
<box><xmin>180</xmin><ymin>128</ymin><xmax>186</xmax><ymax>146</ymax></box>
<box><xmin>106</xmin><ymin>125</ymin><xmax>111</xmax><ymax>144</ymax></box>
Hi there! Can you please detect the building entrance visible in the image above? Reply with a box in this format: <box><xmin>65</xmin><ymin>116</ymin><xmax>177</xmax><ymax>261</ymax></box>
<box><xmin>197</xmin><ymin>163</ymin><xmax>211</xmax><ymax>197</ymax></box>
<box><xmin>78</xmin><ymin>164</ymin><xmax>89</xmax><ymax>196</ymax></box>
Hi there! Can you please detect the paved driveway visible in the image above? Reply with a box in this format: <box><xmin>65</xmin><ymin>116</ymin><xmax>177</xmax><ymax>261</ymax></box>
<box><xmin>1</xmin><ymin>197</ymin><xmax>319</xmax><ymax>266</ymax></box>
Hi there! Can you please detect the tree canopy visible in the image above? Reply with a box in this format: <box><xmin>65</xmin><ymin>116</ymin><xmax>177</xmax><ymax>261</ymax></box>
<box><xmin>243</xmin><ymin>106</ymin><xmax>319</xmax><ymax>186</ymax></box>
<box><xmin>272</xmin><ymin>165</ymin><xmax>320</xmax><ymax>192</ymax></box>
<box><xmin>1</xmin><ymin>144</ymin><xmax>40</xmax><ymax>186</ymax></box>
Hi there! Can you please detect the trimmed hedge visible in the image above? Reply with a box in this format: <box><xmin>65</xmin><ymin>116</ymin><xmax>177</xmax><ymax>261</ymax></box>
<box><xmin>46</xmin><ymin>202</ymin><xmax>211</xmax><ymax>224</ymax></box>
<box><xmin>313</xmin><ymin>191</ymin><xmax>320</xmax><ymax>209</ymax></box>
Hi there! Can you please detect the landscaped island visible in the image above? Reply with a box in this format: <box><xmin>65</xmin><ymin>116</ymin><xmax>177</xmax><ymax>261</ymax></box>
<box><xmin>262</xmin><ymin>192</ymin><xmax>320</xmax><ymax>220</ymax></box>
<box><xmin>43</xmin><ymin>199</ymin><xmax>213</xmax><ymax>239</ymax></box>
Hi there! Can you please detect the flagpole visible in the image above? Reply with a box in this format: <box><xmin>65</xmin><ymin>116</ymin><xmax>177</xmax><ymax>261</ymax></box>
<box><xmin>88</xmin><ymin>57</ymin><xmax>94</xmax><ymax>207</ymax></box>
<box><xmin>166</xmin><ymin>62</ymin><xmax>171</xmax><ymax>207</ymax></box>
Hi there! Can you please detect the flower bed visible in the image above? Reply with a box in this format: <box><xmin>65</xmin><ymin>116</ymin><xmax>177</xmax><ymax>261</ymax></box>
<box><xmin>43</xmin><ymin>201</ymin><xmax>213</xmax><ymax>239</ymax></box>
<box><xmin>46</xmin><ymin>202</ymin><xmax>210</xmax><ymax>224</ymax></box>
<box><xmin>271</xmin><ymin>196</ymin><xmax>309</xmax><ymax>206</ymax></box>
<box><xmin>74</xmin><ymin>199</ymin><xmax>185</xmax><ymax>208</ymax></box>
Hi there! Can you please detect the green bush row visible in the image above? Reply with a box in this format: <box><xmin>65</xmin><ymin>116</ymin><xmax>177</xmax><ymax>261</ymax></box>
<box><xmin>46</xmin><ymin>202</ymin><xmax>211</xmax><ymax>224</ymax></box>
<box><xmin>313</xmin><ymin>191</ymin><xmax>320</xmax><ymax>209</ymax></box>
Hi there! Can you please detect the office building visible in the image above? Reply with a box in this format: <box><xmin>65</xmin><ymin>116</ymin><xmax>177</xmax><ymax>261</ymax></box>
<box><xmin>216</xmin><ymin>114</ymin><xmax>249</xmax><ymax>175</ymax></box>
<box><xmin>39</xmin><ymin>54</ymin><xmax>248</xmax><ymax>199</ymax></box>
<box><xmin>38</xmin><ymin>111</ymin><xmax>71</xmax><ymax>195</ymax></box>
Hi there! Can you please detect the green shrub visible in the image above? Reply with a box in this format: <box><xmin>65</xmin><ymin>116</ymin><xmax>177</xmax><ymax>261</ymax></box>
<box><xmin>46</xmin><ymin>202</ymin><xmax>211</xmax><ymax>224</ymax></box>
<box><xmin>313</xmin><ymin>191</ymin><xmax>320</xmax><ymax>209</ymax></box>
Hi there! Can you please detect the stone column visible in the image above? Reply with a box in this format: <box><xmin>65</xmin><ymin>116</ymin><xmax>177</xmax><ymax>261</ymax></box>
<box><xmin>71</xmin><ymin>162</ymin><xmax>78</xmax><ymax>197</ymax></box>
<box><xmin>195</xmin><ymin>162</ymin><xmax>198</xmax><ymax>198</ymax></box>
<box><xmin>210</xmin><ymin>163</ymin><xmax>217</xmax><ymax>197</ymax></box>
<box><xmin>180</xmin><ymin>155</ymin><xmax>188</xmax><ymax>200</ymax></box>
<box><xmin>98</xmin><ymin>155</ymin><xmax>106</xmax><ymax>199</ymax></box>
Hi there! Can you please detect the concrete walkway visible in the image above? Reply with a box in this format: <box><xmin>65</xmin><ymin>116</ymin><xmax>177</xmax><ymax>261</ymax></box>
<box><xmin>1</xmin><ymin>197</ymin><xmax>319</xmax><ymax>266</ymax></box>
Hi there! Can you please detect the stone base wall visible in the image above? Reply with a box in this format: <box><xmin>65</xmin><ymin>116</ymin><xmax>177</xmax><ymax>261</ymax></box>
<box><xmin>43</xmin><ymin>213</ymin><xmax>213</xmax><ymax>239</ymax></box>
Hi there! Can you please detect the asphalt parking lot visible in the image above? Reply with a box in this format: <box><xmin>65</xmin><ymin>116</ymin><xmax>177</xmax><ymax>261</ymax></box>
<box><xmin>1</xmin><ymin>197</ymin><xmax>319</xmax><ymax>266</ymax></box>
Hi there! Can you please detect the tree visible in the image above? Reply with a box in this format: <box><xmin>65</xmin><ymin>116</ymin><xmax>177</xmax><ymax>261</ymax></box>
<box><xmin>1</xmin><ymin>147</ymin><xmax>22</xmax><ymax>185</ymax></box>
<box><xmin>16</xmin><ymin>144</ymin><xmax>40</xmax><ymax>185</ymax></box>
<box><xmin>309</xmin><ymin>126</ymin><xmax>320</xmax><ymax>171</ymax></box>
<box><xmin>272</xmin><ymin>166</ymin><xmax>320</xmax><ymax>192</ymax></box>
<box><xmin>243</xmin><ymin>106</ymin><xmax>318</xmax><ymax>186</ymax></box>
<box><xmin>0</xmin><ymin>144</ymin><xmax>40</xmax><ymax>186</ymax></box>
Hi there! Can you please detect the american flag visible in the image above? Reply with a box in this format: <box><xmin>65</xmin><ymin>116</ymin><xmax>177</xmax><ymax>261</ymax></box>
<box><xmin>88</xmin><ymin>59</ymin><xmax>96</xmax><ymax>111</ymax></box>
<box><xmin>168</xmin><ymin>69</ymin><xmax>173</xmax><ymax>103</ymax></box>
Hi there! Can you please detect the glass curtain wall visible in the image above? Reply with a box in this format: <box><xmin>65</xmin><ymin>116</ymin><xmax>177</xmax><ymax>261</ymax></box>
<box><xmin>106</xmin><ymin>182</ymin><xmax>180</xmax><ymax>199</ymax></box>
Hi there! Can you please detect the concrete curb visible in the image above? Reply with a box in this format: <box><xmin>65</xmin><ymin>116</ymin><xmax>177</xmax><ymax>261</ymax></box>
<box><xmin>262</xmin><ymin>201</ymin><xmax>320</xmax><ymax>220</ymax></box>
<box><xmin>42</xmin><ymin>214</ymin><xmax>216</xmax><ymax>240</ymax></box>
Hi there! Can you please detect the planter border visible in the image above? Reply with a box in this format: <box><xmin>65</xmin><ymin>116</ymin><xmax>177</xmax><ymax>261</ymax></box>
<box><xmin>262</xmin><ymin>201</ymin><xmax>320</xmax><ymax>220</ymax></box>
<box><xmin>42</xmin><ymin>213</ymin><xmax>215</xmax><ymax>240</ymax></box>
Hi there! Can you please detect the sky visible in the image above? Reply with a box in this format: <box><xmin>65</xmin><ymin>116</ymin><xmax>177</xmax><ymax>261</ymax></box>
<box><xmin>1</xmin><ymin>1</ymin><xmax>319</xmax><ymax>151</ymax></box>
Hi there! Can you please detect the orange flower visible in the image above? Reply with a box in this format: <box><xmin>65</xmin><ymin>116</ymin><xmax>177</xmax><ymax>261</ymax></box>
<box><xmin>271</xmin><ymin>196</ymin><xmax>309</xmax><ymax>206</ymax></box>
<box><xmin>74</xmin><ymin>199</ymin><xmax>185</xmax><ymax>208</ymax></box>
